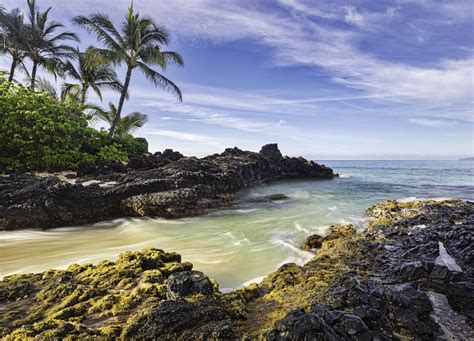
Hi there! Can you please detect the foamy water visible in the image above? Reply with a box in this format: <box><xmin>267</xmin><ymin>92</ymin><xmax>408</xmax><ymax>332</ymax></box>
<box><xmin>1</xmin><ymin>160</ymin><xmax>472</xmax><ymax>288</ymax></box>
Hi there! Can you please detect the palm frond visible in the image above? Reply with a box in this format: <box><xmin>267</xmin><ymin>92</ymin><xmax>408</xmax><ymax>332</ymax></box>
<box><xmin>136</xmin><ymin>61</ymin><xmax>182</xmax><ymax>101</ymax></box>
<box><xmin>73</xmin><ymin>15</ymin><xmax>123</xmax><ymax>53</ymax></box>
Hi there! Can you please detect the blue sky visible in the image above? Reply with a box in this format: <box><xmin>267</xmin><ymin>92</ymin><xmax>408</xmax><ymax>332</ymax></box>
<box><xmin>1</xmin><ymin>0</ymin><xmax>473</xmax><ymax>159</ymax></box>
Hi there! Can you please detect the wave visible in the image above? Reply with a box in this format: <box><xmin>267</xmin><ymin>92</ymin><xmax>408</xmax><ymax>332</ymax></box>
<box><xmin>338</xmin><ymin>174</ymin><xmax>351</xmax><ymax>178</ymax></box>
<box><xmin>242</xmin><ymin>275</ymin><xmax>266</xmax><ymax>286</ymax></box>
<box><xmin>397</xmin><ymin>196</ymin><xmax>454</xmax><ymax>203</ymax></box>
<box><xmin>294</xmin><ymin>222</ymin><xmax>310</xmax><ymax>233</ymax></box>
<box><xmin>235</xmin><ymin>208</ymin><xmax>259</xmax><ymax>214</ymax></box>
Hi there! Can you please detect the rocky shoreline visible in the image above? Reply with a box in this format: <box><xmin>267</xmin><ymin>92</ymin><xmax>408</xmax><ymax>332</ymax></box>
<box><xmin>1</xmin><ymin>199</ymin><xmax>472</xmax><ymax>339</ymax></box>
<box><xmin>0</xmin><ymin>144</ymin><xmax>335</xmax><ymax>230</ymax></box>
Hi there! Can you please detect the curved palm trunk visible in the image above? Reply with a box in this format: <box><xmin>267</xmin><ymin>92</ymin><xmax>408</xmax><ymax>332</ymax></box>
<box><xmin>8</xmin><ymin>59</ymin><xmax>17</xmax><ymax>83</ymax></box>
<box><xmin>30</xmin><ymin>61</ymin><xmax>38</xmax><ymax>90</ymax></box>
<box><xmin>109</xmin><ymin>66</ymin><xmax>132</xmax><ymax>137</ymax></box>
<box><xmin>80</xmin><ymin>85</ymin><xmax>88</xmax><ymax>105</ymax></box>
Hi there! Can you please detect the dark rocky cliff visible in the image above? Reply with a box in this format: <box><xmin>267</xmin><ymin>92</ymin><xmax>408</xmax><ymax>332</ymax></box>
<box><xmin>0</xmin><ymin>144</ymin><xmax>335</xmax><ymax>230</ymax></box>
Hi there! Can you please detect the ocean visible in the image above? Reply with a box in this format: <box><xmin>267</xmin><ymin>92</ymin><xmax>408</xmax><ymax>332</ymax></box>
<box><xmin>1</xmin><ymin>160</ymin><xmax>472</xmax><ymax>289</ymax></box>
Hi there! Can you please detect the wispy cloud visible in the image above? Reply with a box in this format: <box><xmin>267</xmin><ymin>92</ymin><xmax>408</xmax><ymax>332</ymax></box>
<box><xmin>409</xmin><ymin>118</ymin><xmax>456</xmax><ymax>128</ymax></box>
<box><xmin>130</xmin><ymin>0</ymin><xmax>472</xmax><ymax>103</ymax></box>
<box><xmin>4</xmin><ymin>0</ymin><xmax>472</xmax><ymax>106</ymax></box>
<box><xmin>146</xmin><ymin>129</ymin><xmax>227</xmax><ymax>149</ymax></box>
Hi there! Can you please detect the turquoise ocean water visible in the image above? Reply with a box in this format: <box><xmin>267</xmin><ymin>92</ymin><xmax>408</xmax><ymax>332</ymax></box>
<box><xmin>1</xmin><ymin>160</ymin><xmax>472</xmax><ymax>288</ymax></box>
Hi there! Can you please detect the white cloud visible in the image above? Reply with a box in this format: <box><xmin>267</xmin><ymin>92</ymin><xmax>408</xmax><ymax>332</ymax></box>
<box><xmin>123</xmin><ymin>0</ymin><xmax>472</xmax><ymax>104</ymax></box>
<box><xmin>3</xmin><ymin>0</ymin><xmax>472</xmax><ymax>106</ymax></box>
<box><xmin>409</xmin><ymin>118</ymin><xmax>456</xmax><ymax>128</ymax></box>
<box><xmin>146</xmin><ymin>129</ymin><xmax>226</xmax><ymax>149</ymax></box>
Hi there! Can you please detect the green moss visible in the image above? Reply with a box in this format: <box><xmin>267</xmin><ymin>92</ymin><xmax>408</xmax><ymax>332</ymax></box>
<box><xmin>88</xmin><ymin>294</ymin><xmax>117</xmax><ymax>314</ymax></box>
<box><xmin>98</xmin><ymin>325</ymin><xmax>122</xmax><ymax>337</ymax></box>
<box><xmin>142</xmin><ymin>269</ymin><xmax>163</xmax><ymax>283</ymax></box>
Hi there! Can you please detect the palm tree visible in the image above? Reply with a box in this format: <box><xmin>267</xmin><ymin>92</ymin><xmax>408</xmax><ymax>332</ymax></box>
<box><xmin>60</xmin><ymin>47</ymin><xmax>124</xmax><ymax>105</ymax></box>
<box><xmin>94</xmin><ymin>102</ymin><xmax>148</xmax><ymax>137</ymax></box>
<box><xmin>0</xmin><ymin>7</ymin><xmax>29</xmax><ymax>82</ymax></box>
<box><xmin>25</xmin><ymin>0</ymin><xmax>79</xmax><ymax>89</ymax></box>
<box><xmin>73</xmin><ymin>3</ymin><xmax>183</xmax><ymax>136</ymax></box>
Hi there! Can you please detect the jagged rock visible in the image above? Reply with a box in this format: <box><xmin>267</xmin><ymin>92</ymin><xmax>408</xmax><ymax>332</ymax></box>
<box><xmin>76</xmin><ymin>159</ymin><xmax>127</xmax><ymax>177</ymax></box>
<box><xmin>0</xmin><ymin>144</ymin><xmax>335</xmax><ymax>230</ymax></box>
<box><xmin>259</xmin><ymin>143</ymin><xmax>283</xmax><ymax>160</ymax></box>
<box><xmin>122</xmin><ymin>300</ymin><xmax>233</xmax><ymax>339</ymax></box>
<box><xmin>245</xmin><ymin>193</ymin><xmax>290</xmax><ymax>204</ymax></box>
<box><xmin>128</xmin><ymin>149</ymin><xmax>184</xmax><ymax>170</ymax></box>
<box><xmin>1</xmin><ymin>199</ymin><xmax>472</xmax><ymax>339</ymax></box>
<box><xmin>165</xmin><ymin>271</ymin><xmax>214</xmax><ymax>300</ymax></box>
<box><xmin>303</xmin><ymin>224</ymin><xmax>356</xmax><ymax>251</ymax></box>
<box><xmin>267</xmin><ymin>304</ymin><xmax>371</xmax><ymax>340</ymax></box>
<box><xmin>302</xmin><ymin>234</ymin><xmax>324</xmax><ymax>250</ymax></box>
<box><xmin>324</xmin><ymin>224</ymin><xmax>356</xmax><ymax>240</ymax></box>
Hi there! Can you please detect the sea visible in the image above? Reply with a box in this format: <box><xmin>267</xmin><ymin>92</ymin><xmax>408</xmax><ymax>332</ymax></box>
<box><xmin>1</xmin><ymin>160</ymin><xmax>472</xmax><ymax>289</ymax></box>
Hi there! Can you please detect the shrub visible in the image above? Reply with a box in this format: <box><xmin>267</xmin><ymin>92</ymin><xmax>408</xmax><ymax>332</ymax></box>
<box><xmin>0</xmin><ymin>82</ymin><xmax>149</xmax><ymax>173</ymax></box>
<box><xmin>97</xmin><ymin>144</ymin><xmax>129</xmax><ymax>162</ymax></box>
<box><xmin>114</xmin><ymin>135</ymin><xmax>148</xmax><ymax>158</ymax></box>
<box><xmin>0</xmin><ymin>82</ymin><xmax>92</xmax><ymax>172</ymax></box>
<box><xmin>85</xmin><ymin>130</ymin><xmax>148</xmax><ymax>159</ymax></box>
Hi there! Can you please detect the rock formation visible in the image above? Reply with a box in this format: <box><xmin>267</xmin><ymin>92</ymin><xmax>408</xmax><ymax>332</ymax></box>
<box><xmin>1</xmin><ymin>199</ymin><xmax>472</xmax><ymax>339</ymax></box>
<box><xmin>0</xmin><ymin>144</ymin><xmax>335</xmax><ymax>230</ymax></box>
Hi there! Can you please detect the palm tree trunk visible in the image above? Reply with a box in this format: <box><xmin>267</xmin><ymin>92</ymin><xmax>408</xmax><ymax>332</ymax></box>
<box><xmin>8</xmin><ymin>59</ymin><xmax>17</xmax><ymax>83</ymax></box>
<box><xmin>109</xmin><ymin>66</ymin><xmax>132</xmax><ymax>137</ymax></box>
<box><xmin>30</xmin><ymin>61</ymin><xmax>38</xmax><ymax>90</ymax></box>
<box><xmin>80</xmin><ymin>85</ymin><xmax>88</xmax><ymax>105</ymax></box>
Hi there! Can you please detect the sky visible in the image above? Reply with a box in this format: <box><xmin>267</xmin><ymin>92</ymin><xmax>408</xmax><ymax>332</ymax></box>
<box><xmin>1</xmin><ymin>0</ymin><xmax>473</xmax><ymax>159</ymax></box>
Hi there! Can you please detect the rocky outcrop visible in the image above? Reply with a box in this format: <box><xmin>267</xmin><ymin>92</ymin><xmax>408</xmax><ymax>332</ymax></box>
<box><xmin>1</xmin><ymin>199</ymin><xmax>472</xmax><ymax>339</ymax></box>
<box><xmin>0</xmin><ymin>144</ymin><xmax>335</xmax><ymax>230</ymax></box>
<box><xmin>303</xmin><ymin>223</ymin><xmax>356</xmax><ymax>250</ymax></box>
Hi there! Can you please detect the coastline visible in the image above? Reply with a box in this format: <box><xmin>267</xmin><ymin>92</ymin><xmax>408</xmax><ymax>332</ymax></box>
<box><xmin>0</xmin><ymin>144</ymin><xmax>335</xmax><ymax>231</ymax></box>
<box><xmin>1</xmin><ymin>198</ymin><xmax>473</xmax><ymax>339</ymax></box>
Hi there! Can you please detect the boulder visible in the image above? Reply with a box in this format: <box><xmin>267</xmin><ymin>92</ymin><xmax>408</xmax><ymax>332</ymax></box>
<box><xmin>165</xmin><ymin>271</ymin><xmax>214</xmax><ymax>300</ymax></box>
<box><xmin>302</xmin><ymin>234</ymin><xmax>324</xmax><ymax>250</ymax></box>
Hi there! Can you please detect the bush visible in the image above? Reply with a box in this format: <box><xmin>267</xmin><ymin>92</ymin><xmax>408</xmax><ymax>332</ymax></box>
<box><xmin>114</xmin><ymin>135</ymin><xmax>148</xmax><ymax>158</ymax></box>
<box><xmin>85</xmin><ymin>130</ymin><xmax>148</xmax><ymax>159</ymax></box>
<box><xmin>0</xmin><ymin>82</ymin><xmax>92</xmax><ymax>172</ymax></box>
<box><xmin>97</xmin><ymin>144</ymin><xmax>129</xmax><ymax>162</ymax></box>
<box><xmin>0</xmin><ymin>82</ymin><xmax>149</xmax><ymax>172</ymax></box>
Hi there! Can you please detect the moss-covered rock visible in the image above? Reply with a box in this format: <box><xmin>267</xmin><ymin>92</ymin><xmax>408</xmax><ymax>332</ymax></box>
<box><xmin>1</xmin><ymin>200</ymin><xmax>472</xmax><ymax>339</ymax></box>
<box><xmin>0</xmin><ymin>247</ymin><xmax>233</xmax><ymax>339</ymax></box>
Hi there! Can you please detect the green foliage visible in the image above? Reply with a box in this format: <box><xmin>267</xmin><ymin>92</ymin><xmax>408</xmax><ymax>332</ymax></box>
<box><xmin>0</xmin><ymin>82</ymin><xmax>92</xmax><ymax>172</ymax></box>
<box><xmin>87</xmin><ymin>130</ymin><xmax>148</xmax><ymax>159</ymax></box>
<box><xmin>97</xmin><ymin>144</ymin><xmax>128</xmax><ymax>162</ymax></box>
<box><xmin>111</xmin><ymin>134</ymin><xmax>148</xmax><ymax>158</ymax></box>
<box><xmin>0</xmin><ymin>82</ymin><xmax>148</xmax><ymax>172</ymax></box>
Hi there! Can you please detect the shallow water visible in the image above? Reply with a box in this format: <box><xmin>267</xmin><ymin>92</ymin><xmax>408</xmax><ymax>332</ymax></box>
<box><xmin>1</xmin><ymin>160</ymin><xmax>472</xmax><ymax>289</ymax></box>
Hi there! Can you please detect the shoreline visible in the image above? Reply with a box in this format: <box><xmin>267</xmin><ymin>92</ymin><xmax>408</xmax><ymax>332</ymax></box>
<box><xmin>1</xmin><ymin>198</ymin><xmax>473</xmax><ymax>339</ymax></box>
<box><xmin>0</xmin><ymin>192</ymin><xmax>463</xmax><ymax>284</ymax></box>
<box><xmin>0</xmin><ymin>144</ymin><xmax>336</xmax><ymax>231</ymax></box>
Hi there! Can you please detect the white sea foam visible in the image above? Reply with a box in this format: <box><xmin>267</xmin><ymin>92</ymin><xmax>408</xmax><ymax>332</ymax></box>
<box><xmin>339</xmin><ymin>174</ymin><xmax>351</xmax><ymax>178</ymax></box>
<box><xmin>398</xmin><ymin>196</ymin><xmax>454</xmax><ymax>203</ymax></box>
<box><xmin>235</xmin><ymin>208</ymin><xmax>258</xmax><ymax>214</ymax></box>
<box><xmin>337</xmin><ymin>216</ymin><xmax>371</xmax><ymax>229</ymax></box>
<box><xmin>290</xmin><ymin>190</ymin><xmax>310</xmax><ymax>199</ymax></box>
<box><xmin>294</xmin><ymin>222</ymin><xmax>310</xmax><ymax>233</ymax></box>
<box><xmin>242</xmin><ymin>276</ymin><xmax>266</xmax><ymax>286</ymax></box>
<box><xmin>274</xmin><ymin>240</ymin><xmax>314</xmax><ymax>264</ymax></box>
